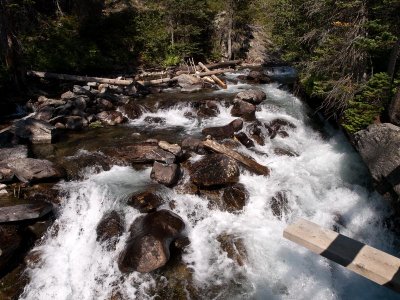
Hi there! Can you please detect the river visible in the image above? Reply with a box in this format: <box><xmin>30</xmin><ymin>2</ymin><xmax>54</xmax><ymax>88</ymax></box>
<box><xmin>20</xmin><ymin>72</ymin><xmax>400</xmax><ymax>299</ymax></box>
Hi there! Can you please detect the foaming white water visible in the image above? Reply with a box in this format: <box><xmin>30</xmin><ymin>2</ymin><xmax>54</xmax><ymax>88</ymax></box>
<box><xmin>21</xmin><ymin>79</ymin><xmax>399</xmax><ymax>300</ymax></box>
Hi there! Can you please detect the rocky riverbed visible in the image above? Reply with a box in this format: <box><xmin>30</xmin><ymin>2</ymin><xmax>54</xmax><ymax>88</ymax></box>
<box><xmin>1</xmin><ymin>70</ymin><xmax>399</xmax><ymax>299</ymax></box>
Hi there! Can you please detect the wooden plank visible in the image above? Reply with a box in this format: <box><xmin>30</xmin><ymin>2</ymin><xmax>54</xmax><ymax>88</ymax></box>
<box><xmin>198</xmin><ymin>62</ymin><xmax>227</xmax><ymax>89</ymax></box>
<box><xmin>202</xmin><ymin>139</ymin><xmax>270</xmax><ymax>176</ymax></box>
<box><xmin>283</xmin><ymin>218</ymin><xmax>400</xmax><ymax>293</ymax></box>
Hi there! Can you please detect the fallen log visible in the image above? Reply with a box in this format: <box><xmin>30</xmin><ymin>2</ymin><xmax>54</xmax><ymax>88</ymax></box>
<box><xmin>28</xmin><ymin>69</ymin><xmax>233</xmax><ymax>87</ymax></box>
<box><xmin>27</xmin><ymin>71</ymin><xmax>134</xmax><ymax>86</ymax></box>
<box><xmin>202</xmin><ymin>139</ymin><xmax>270</xmax><ymax>176</ymax></box>
<box><xmin>198</xmin><ymin>62</ymin><xmax>227</xmax><ymax>89</ymax></box>
<box><xmin>284</xmin><ymin>218</ymin><xmax>400</xmax><ymax>293</ymax></box>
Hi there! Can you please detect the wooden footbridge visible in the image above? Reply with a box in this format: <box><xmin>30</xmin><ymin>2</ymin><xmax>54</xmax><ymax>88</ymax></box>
<box><xmin>284</xmin><ymin>219</ymin><xmax>400</xmax><ymax>293</ymax></box>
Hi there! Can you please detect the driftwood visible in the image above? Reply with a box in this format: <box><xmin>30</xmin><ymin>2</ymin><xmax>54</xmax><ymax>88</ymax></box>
<box><xmin>198</xmin><ymin>62</ymin><xmax>227</xmax><ymax>89</ymax></box>
<box><xmin>28</xmin><ymin>69</ymin><xmax>233</xmax><ymax>87</ymax></box>
<box><xmin>202</xmin><ymin>139</ymin><xmax>270</xmax><ymax>176</ymax></box>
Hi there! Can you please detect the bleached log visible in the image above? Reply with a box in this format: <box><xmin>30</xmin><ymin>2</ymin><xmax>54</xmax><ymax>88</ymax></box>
<box><xmin>284</xmin><ymin>218</ymin><xmax>400</xmax><ymax>293</ymax></box>
<box><xmin>27</xmin><ymin>71</ymin><xmax>134</xmax><ymax>85</ymax></box>
<box><xmin>198</xmin><ymin>62</ymin><xmax>227</xmax><ymax>89</ymax></box>
<box><xmin>202</xmin><ymin>139</ymin><xmax>270</xmax><ymax>176</ymax></box>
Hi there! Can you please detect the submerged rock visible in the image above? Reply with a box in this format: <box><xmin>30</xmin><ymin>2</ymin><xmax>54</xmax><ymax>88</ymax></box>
<box><xmin>221</xmin><ymin>184</ymin><xmax>249</xmax><ymax>212</ymax></box>
<box><xmin>119</xmin><ymin>101</ymin><xmax>143</xmax><ymax>119</ymax></box>
<box><xmin>96</xmin><ymin>111</ymin><xmax>127</xmax><ymax>126</ymax></box>
<box><xmin>202</xmin><ymin>119</ymin><xmax>243</xmax><ymax>140</ymax></box>
<box><xmin>128</xmin><ymin>190</ymin><xmax>163</xmax><ymax>213</ymax></box>
<box><xmin>217</xmin><ymin>233</ymin><xmax>247</xmax><ymax>266</ymax></box>
<box><xmin>150</xmin><ymin>162</ymin><xmax>180</xmax><ymax>187</ymax></box>
<box><xmin>197</xmin><ymin>100</ymin><xmax>220</xmax><ymax>118</ymax></box>
<box><xmin>234</xmin><ymin>132</ymin><xmax>255</xmax><ymax>148</ymax></box>
<box><xmin>144</xmin><ymin>116</ymin><xmax>166</xmax><ymax>125</ymax></box>
<box><xmin>65</xmin><ymin>116</ymin><xmax>88</xmax><ymax>130</ymax></box>
<box><xmin>247</xmin><ymin>122</ymin><xmax>265</xmax><ymax>145</ymax></box>
<box><xmin>270</xmin><ymin>191</ymin><xmax>290</xmax><ymax>219</ymax></box>
<box><xmin>190</xmin><ymin>154</ymin><xmax>239</xmax><ymax>187</ymax></box>
<box><xmin>274</xmin><ymin>147</ymin><xmax>299</xmax><ymax>157</ymax></box>
<box><xmin>96</xmin><ymin>210</ymin><xmax>124</xmax><ymax>249</ymax></box>
<box><xmin>118</xmin><ymin>210</ymin><xmax>185</xmax><ymax>273</ymax></box>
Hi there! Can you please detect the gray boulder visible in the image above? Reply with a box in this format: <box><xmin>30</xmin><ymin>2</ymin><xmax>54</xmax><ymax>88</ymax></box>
<box><xmin>177</xmin><ymin>74</ymin><xmax>203</xmax><ymax>92</ymax></box>
<box><xmin>150</xmin><ymin>162</ymin><xmax>180</xmax><ymax>187</ymax></box>
<box><xmin>0</xmin><ymin>202</ymin><xmax>53</xmax><ymax>223</ymax></box>
<box><xmin>0</xmin><ymin>158</ymin><xmax>63</xmax><ymax>183</ymax></box>
<box><xmin>354</xmin><ymin>123</ymin><xmax>400</xmax><ymax>202</ymax></box>
<box><xmin>13</xmin><ymin>118</ymin><xmax>55</xmax><ymax>144</ymax></box>
<box><xmin>118</xmin><ymin>210</ymin><xmax>185</xmax><ymax>273</ymax></box>
<box><xmin>235</xmin><ymin>90</ymin><xmax>266</xmax><ymax>105</ymax></box>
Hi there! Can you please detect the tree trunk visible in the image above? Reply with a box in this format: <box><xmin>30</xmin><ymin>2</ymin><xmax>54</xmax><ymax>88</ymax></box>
<box><xmin>389</xmin><ymin>85</ymin><xmax>400</xmax><ymax>126</ymax></box>
<box><xmin>0</xmin><ymin>0</ymin><xmax>25</xmax><ymax>88</ymax></box>
<box><xmin>227</xmin><ymin>13</ymin><xmax>233</xmax><ymax>60</ymax></box>
<box><xmin>387</xmin><ymin>38</ymin><xmax>400</xmax><ymax>84</ymax></box>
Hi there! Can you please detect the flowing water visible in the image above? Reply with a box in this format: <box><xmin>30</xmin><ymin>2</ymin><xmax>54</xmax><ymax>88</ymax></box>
<box><xmin>20</xmin><ymin>72</ymin><xmax>400</xmax><ymax>299</ymax></box>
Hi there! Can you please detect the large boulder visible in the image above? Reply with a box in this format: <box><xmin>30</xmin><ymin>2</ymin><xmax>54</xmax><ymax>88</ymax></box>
<box><xmin>96</xmin><ymin>210</ymin><xmax>124</xmax><ymax>250</ymax></box>
<box><xmin>202</xmin><ymin>119</ymin><xmax>243</xmax><ymax>140</ymax></box>
<box><xmin>0</xmin><ymin>158</ymin><xmax>63</xmax><ymax>183</ymax></box>
<box><xmin>190</xmin><ymin>154</ymin><xmax>240</xmax><ymax>187</ymax></box>
<box><xmin>235</xmin><ymin>90</ymin><xmax>266</xmax><ymax>105</ymax></box>
<box><xmin>217</xmin><ymin>233</ymin><xmax>247</xmax><ymax>266</ymax></box>
<box><xmin>231</xmin><ymin>99</ymin><xmax>256</xmax><ymax>121</ymax></box>
<box><xmin>13</xmin><ymin>118</ymin><xmax>55</xmax><ymax>144</ymax></box>
<box><xmin>354</xmin><ymin>123</ymin><xmax>400</xmax><ymax>204</ymax></box>
<box><xmin>118</xmin><ymin>210</ymin><xmax>185</xmax><ymax>273</ymax></box>
<box><xmin>0</xmin><ymin>202</ymin><xmax>53</xmax><ymax>223</ymax></box>
<box><xmin>128</xmin><ymin>190</ymin><xmax>163</xmax><ymax>213</ymax></box>
<box><xmin>176</xmin><ymin>74</ymin><xmax>203</xmax><ymax>92</ymax></box>
<box><xmin>150</xmin><ymin>162</ymin><xmax>180</xmax><ymax>187</ymax></box>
